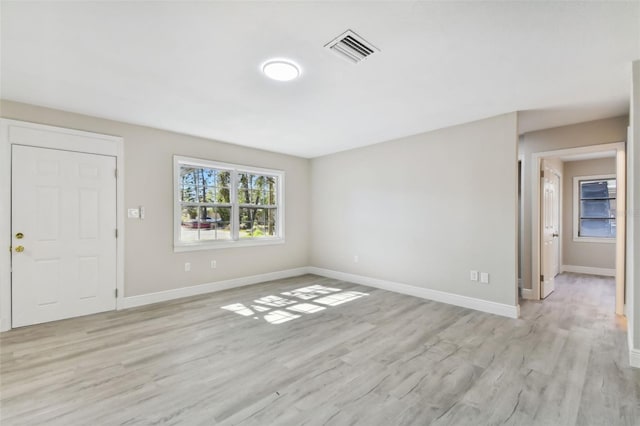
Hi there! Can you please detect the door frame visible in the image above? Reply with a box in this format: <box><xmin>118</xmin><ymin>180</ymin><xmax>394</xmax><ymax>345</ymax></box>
<box><xmin>530</xmin><ymin>142</ymin><xmax>626</xmax><ymax>314</ymax></box>
<box><xmin>0</xmin><ymin>119</ymin><xmax>125</xmax><ymax>331</ymax></box>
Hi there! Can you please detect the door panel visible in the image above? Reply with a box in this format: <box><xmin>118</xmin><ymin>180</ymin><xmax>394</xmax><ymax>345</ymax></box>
<box><xmin>11</xmin><ymin>145</ymin><xmax>117</xmax><ymax>327</ymax></box>
<box><xmin>541</xmin><ymin>162</ymin><xmax>560</xmax><ymax>299</ymax></box>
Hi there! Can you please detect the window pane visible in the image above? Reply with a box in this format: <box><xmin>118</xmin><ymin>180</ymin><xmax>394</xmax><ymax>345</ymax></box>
<box><xmin>180</xmin><ymin>185</ymin><xmax>197</xmax><ymax>203</ymax></box>
<box><xmin>245</xmin><ymin>190</ymin><xmax>262</xmax><ymax>204</ymax></box>
<box><xmin>215</xmin><ymin>171</ymin><xmax>231</xmax><ymax>203</ymax></box>
<box><xmin>199</xmin><ymin>207</ymin><xmax>232</xmax><ymax>241</ymax></box>
<box><xmin>194</xmin><ymin>168</ymin><xmax>216</xmax><ymax>202</ymax></box>
<box><xmin>239</xmin><ymin>207</ymin><xmax>277</xmax><ymax>239</ymax></box>
<box><xmin>180</xmin><ymin>206</ymin><xmax>201</xmax><ymax>242</ymax></box>
<box><xmin>181</xmin><ymin>206</ymin><xmax>232</xmax><ymax>241</ymax></box>
<box><xmin>580</xmin><ymin>180</ymin><xmax>615</xmax><ymax>199</ymax></box>
<box><xmin>266</xmin><ymin>184</ymin><xmax>277</xmax><ymax>204</ymax></box>
<box><xmin>237</xmin><ymin>173</ymin><xmax>251</xmax><ymax>201</ymax></box>
<box><xmin>237</xmin><ymin>184</ymin><xmax>251</xmax><ymax>203</ymax></box>
<box><xmin>580</xmin><ymin>199</ymin><xmax>616</xmax><ymax>219</ymax></box>
<box><xmin>179</xmin><ymin>167</ymin><xmax>198</xmax><ymax>203</ymax></box>
<box><xmin>580</xmin><ymin>219</ymin><xmax>616</xmax><ymax>238</ymax></box>
<box><xmin>238</xmin><ymin>173</ymin><xmax>278</xmax><ymax>205</ymax></box>
<box><xmin>180</xmin><ymin>167</ymin><xmax>233</xmax><ymax>204</ymax></box>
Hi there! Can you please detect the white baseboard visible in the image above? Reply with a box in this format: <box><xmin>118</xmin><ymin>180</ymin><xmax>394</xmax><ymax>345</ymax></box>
<box><xmin>5</xmin><ymin>265</ymin><xmax>522</xmax><ymax>329</ymax></box>
<box><xmin>521</xmin><ymin>288</ymin><xmax>537</xmax><ymax>300</ymax></box>
<box><xmin>307</xmin><ymin>267</ymin><xmax>519</xmax><ymax>319</ymax></box>
<box><xmin>630</xmin><ymin>348</ymin><xmax>640</xmax><ymax>369</ymax></box>
<box><xmin>120</xmin><ymin>266</ymin><xmax>520</xmax><ymax>319</ymax></box>
<box><xmin>561</xmin><ymin>265</ymin><xmax>615</xmax><ymax>277</ymax></box>
<box><xmin>628</xmin><ymin>327</ymin><xmax>639</xmax><ymax>368</ymax></box>
<box><xmin>118</xmin><ymin>267</ymin><xmax>309</xmax><ymax>310</ymax></box>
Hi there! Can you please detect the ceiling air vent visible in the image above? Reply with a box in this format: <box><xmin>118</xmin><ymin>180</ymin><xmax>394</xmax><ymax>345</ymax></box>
<box><xmin>324</xmin><ymin>29</ymin><xmax>379</xmax><ymax>64</ymax></box>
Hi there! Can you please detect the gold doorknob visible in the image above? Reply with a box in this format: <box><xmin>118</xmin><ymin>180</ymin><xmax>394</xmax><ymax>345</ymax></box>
<box><xmin>14</xmin><ymin>246</ymin><xmax>24</xmax><ymax>253</ymax></box>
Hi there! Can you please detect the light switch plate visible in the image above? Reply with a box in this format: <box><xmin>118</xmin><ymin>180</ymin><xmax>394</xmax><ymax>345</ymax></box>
<box><xmin>127</xmin><ymin>208</ymin><xmax>140</xmax><ymax>219</ymax></box>
<box><xmin>480</xmin><ymin>272</ymin><xmax>489</xmax><ymax>284</ymax></box>
<box><xmin>470</xmin><ymin>270</ymin><xmax>478</xmax><ymax>281</ymax></box>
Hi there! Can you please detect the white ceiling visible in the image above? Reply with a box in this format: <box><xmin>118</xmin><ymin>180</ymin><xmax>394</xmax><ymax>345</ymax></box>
<box><xmin>2</xmin><ymin>1</ymin><xmax>639</xmax><ymax>158</ymax></box>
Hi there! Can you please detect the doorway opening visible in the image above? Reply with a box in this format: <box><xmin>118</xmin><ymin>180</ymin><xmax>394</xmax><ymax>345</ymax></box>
<box><xmin>530</xmin><ymin>142</ymin><xmax>625</xmax><ymax>315</ymax></box>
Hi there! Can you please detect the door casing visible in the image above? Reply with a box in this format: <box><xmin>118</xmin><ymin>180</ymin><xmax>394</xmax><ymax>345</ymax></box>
<box><xmin>0</xmin><ymin>119</ymin><xmax>125</xmax><ymax>331</ymax></box>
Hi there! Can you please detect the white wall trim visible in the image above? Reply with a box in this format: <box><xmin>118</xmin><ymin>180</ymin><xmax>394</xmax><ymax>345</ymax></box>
<box><xmin>0</xmin><ymin>262</ymin><xmax>524</xmax><ymax>330</ymax></box>
<box><xmin>118</xmin><ymin>267</ymin><xmax>308</xmax><ymax>309</ymax></box>
<box><xmin>630</xmin><ymin>348</ymin><xmax>640</xmax><ymax>369</ymax></box>
<box><xmin>308</xmin><ymin>267</ymin><xmax>520</xmax><ymax>319</ymax></box>
<box><xmin>560</xmin><ymin>264</ymin><xmax>616</xmax><ymax>277</ymax></box>
<box><xmin>519</xmin><ymin>154</ymin><xmax>525</xmax><ymax>296</ymax></box>
<box><xmin>120</xmin><ymin>266</ymin><xmax>521</xmax><ymax>318</ymax></box>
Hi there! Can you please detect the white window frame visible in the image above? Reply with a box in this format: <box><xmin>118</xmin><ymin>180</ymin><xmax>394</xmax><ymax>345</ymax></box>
<box><xmin>173</xmin><ymin>156</ymin><xmax>285</xmax><ymax>251</ymax></box>
<box><xmin>573</xmin><ymin>173</ymin><xmax>616</xmax><ymax>244</ymax></box>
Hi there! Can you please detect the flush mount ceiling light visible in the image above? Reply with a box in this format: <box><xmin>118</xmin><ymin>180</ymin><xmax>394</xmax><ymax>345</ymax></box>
<box><xmin>262</xmin><ymin>59</ymin><xmax>301</xmax><ymax>82</ymax></box>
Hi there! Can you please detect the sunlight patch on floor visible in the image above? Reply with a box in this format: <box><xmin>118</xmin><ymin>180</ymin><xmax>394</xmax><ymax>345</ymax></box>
<box><xmin>221</xmin><ymin>285</ymin><xmax>368</xmax><ymax>325</ymax></box>
<box><xmin>281</xmin><ymin>285</ymin><xmax>341</xmax><ymax>300</ymax></box>
<box><xmin>263</xmin><ymin>310</ymin><xmax>301</xmax><ymax>324</ymax></box>
<box><xmin>287</xmin><ymin>303</ymin><xmax>326</xmax><ymax>314</ymax></box>
<box><xmin>254</xmin><ymin>295</ymin><xmax>297</xmax><ymax>307</ymax></box>
<box><xmin>314</xmin><ymin>291</ymin><xmax>368</xmax><ymax>307</ymax></box>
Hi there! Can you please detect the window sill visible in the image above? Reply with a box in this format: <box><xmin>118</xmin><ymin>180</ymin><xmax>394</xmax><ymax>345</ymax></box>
<box><xmin>174</xmin><ymin>238</ymin><xmax>285</xmax><ymax>252</ymax></box>
<box><xmin>573</xmin><ymin>237</ymin><xmax>616</xmax><ymax>244</ymax></box>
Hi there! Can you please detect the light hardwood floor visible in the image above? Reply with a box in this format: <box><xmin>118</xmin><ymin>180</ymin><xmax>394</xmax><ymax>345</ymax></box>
<box><xmin>1</xmin><ymin>273</ymin><xmax>638</xmax><ymax>425</ymax></box>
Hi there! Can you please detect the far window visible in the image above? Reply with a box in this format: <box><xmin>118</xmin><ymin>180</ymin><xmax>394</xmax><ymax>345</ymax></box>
<box><xmin>174</xmin><ymin>156</ymin><xmax>284</xmax><ymax>250</ymax></box>
<box><xmin>574</xmin><ymin>175</ymin><xmax>616</xmax><ymax>240</ymax></box>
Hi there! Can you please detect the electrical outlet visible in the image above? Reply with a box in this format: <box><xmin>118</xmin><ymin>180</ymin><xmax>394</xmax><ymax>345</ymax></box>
<box><xmin>480</xmin><ymin>272</ymin><xmax>489</xmax><ymax>284</ymax></box>
<box><xmin>353</xmin><ymin>255</ymin><xmax>359</xmax><ymax>263</ymax></box>
<box><xmin>470</xmin><ymin>270</ymin><xmax>478</xmax><ymax>281</ymax></box>
<box><xmin>211</xmin><ymin>260</ymin><xmax>217</xmax><ymax>269</ymax></box>
<box><xmin>184</xmin><ymin>262</ymin><xmax>191</xmax><ymax>272</ymax></box>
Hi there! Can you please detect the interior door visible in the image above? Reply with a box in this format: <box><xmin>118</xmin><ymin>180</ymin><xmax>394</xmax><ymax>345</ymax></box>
<box><xmin>541</xmin><ymin>162</ymin><xmax>560</xmax><ymax>299</ymax></box>
<box><xmin>11</xmin><ymin>145</ymin><xmax>117</xmax><ymax>327</ymax></box>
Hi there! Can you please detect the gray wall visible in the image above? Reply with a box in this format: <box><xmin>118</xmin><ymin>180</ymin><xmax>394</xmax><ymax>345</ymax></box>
<box><xmin>1</xmin><ymin>100</ymin><xmax>310</xmax><ymax>296</ymax></box>
<box><xmin>519</xmin><ymin>116</ymin><xmax>628</xmax><ymax>291</ymax></box>
<box><xmin>310</xmin><ymin>113</ymin><xmax>519</xmax><ymax>307</ymax></box>
<box><xmin>562</xmin><ymin>158</ymin><xmax>616</xmax><ymax>270</ymax></box>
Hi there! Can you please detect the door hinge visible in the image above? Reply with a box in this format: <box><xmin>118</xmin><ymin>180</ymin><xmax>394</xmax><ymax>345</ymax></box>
<box><xmin>115</xmin><ymin>288</ymin><xmax>118</xmax><ymax>298</ymax></box>
<box><xmin>115</xmin><ymin>229</ymin><xmax>118</xmax><ymax>238</ymax></box>
<box><xmin>540</xmin><ymin>170</ymin><xmax>544</xmax><ymax>178</ymax></box>
<box><xmin>540</xmin><ymin>274</ymin><xmax>544</xmax><ymax>282</ymax></box>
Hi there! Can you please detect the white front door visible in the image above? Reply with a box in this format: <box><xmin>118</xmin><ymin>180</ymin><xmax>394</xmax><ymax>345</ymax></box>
<box><xmin>541</xmin><ymin>162</ymin><xmax>560</xmax><ymax>299</ymax></box>
<box><xmin>11</xmin><ymin>145</ymin><xmax>117</xmax><ymax>327</ymax></box>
